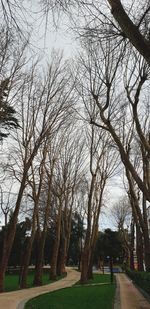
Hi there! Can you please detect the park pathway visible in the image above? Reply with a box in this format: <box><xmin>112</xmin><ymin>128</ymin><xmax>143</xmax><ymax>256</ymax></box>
<box><xmin>0</xmin><ymin>268</ymin><xmax>80</xmax><ymax>309</ymax></box>
<box><xmin>115</xmin><ymin>273</ymin><xmax>150</xmax><ymax>309</ymax></box>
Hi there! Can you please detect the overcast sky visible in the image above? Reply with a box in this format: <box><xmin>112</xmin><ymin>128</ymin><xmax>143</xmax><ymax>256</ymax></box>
<box><xmin>0</xmin><ymin>1</ymin><xmax>126</xmax><ymax>230</ymax></box>
<box><xmin>25</xmin><ymin>1</ymin><xmax>79</xmax><ymax>61</ymax></box>
<box><xmin>28</xmin><ymin>2</ymin><xmax>126</xmax><ymax>228</ymax></box>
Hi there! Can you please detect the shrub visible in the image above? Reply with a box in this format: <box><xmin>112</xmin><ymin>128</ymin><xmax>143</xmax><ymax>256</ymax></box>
<box><xmin>126</xmin><ymin>269</ymin><xmax>150</xmax><ymax>295</ymax></box>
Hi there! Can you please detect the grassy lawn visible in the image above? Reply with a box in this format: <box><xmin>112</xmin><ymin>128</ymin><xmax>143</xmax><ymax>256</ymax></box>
<box><xmin>79</xmin><ymin>273</ymin><xmax>112</xmax><ymax>285</ymax></box>
<box><xmin>25</xmin><ymin>274</ymin><xmax>116</xmax><ymax>309</ymax></box>
<box><xmin>4</xmin><ymin>270</ymin><xmax>61</xmax><ymax>292</ymax></box>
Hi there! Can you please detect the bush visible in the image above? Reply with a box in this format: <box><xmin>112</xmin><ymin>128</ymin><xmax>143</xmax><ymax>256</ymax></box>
<box><xmin>126</xmin><ymin>269</ymin><xmax>150</xmax><ymax>295</ymax></box>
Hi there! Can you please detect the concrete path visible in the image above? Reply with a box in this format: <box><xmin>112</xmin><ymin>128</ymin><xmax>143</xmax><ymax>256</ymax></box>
<box><xmin>115</xmin><ymin>273</ymin><xmax>150</xmax><ymax>309</ymax></box>
<box><xmin>0</xmin><ymin>268</ymin><xmax>80</xmax><ymax>309</ymax></box>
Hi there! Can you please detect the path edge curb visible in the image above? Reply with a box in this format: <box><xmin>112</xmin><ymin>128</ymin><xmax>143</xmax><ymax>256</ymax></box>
<box><xmin>113</xmin><ymin>274</ymin><xmax>121</xmax><ymax>309</ymax></box>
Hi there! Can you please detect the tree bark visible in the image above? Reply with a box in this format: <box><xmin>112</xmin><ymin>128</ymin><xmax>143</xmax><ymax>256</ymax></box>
<box><xmin>19</xmin><ymin>203</ymin><xmax>37</xmax><ymax>289</ymax></box>
<box><xmin>34</xmin><ymin>195</ymin><xmax>52</xmax><ymax>284</ymax></box>
<box><xmin>33</xmin><ymin>231</ymin><xmax>45</xmax><ymax>286</ymax></box>
<box><xmin>57</xmin><ymin>236</ymin><xmax>67</xmax><ymax>276</ymax></box>
<box><xmin>80</xmin><ymin>173</ymin><xmax>96</xmax><ymax>284</ymax></box>
<box><xmin>80</xmin><ymin>247</ymin><xmax>90</xmax><ymax>284</ymax></box>
<box><xmin>136</xmin><ymin>224</ymin><xmax>144</xmax><ymax>271</ymax></box>
<box><xmin>126</xmin><ymin>168</ymin><xmax>150</xmax><ymax>271</ymax></box>
<box><xmin>107</xmin><ymin>0</ymin><xmax>150</xmax><ymax>65</ymax></box>
<box><xmin>130</xmin><ymin>219</ymin><xmax>135</xmax><ymax>271</ymax></box>
<box><xmin>0</xmin><ymin>175</ymin><xmax>27</xmax><ymax>292</ymax></box>
<box><xmin>50</xmin><ymin>200</ymin><xmax>62</xmax><ymax>280</ymax></box>
<box><xmin>0</xmin><ymin>133</ymin><xmax>46</xmax><ymax>292</ymax></box>
<box><xmin>99</xmin><ymin>111</ymin><xmax>150</xmax><ymax>202</ymax></box>
<box><xmin>19</xmin><ymin>235</ymin><xmax>34</xmax><ymax>288</ymax></box>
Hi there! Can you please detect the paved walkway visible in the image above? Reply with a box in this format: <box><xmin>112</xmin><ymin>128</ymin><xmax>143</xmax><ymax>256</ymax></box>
<box><xmin>1</xmin><ymin>269</ymin><xmax>150</xmax><ymax>309</ymax></box>
<box><xmin>0</xmin><ymin>268</ymin><xmax>80</xmax><ymax>309</ymax></box>
<box><xmin>115</xmin><ymin>273</ymin><xmax>150</xmax><ymax>309</ymax></box>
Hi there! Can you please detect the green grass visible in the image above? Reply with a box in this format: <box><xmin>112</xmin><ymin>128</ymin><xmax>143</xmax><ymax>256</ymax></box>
<box><xmin>25</xmin><ymin>274</ymin><xmax>116</xmax><ymax>309</ymax></box>
<box><xmin>4</xmin><ymin>270</ymin><xmax>62</xmax><ymax>292</ymax></box>
<box><xmin>84</xmin><ymin>273</ymin><xmax>111</xmax><ymax>284</ymax></box>
<box><xmin>74</xmin><ymin>273</ymin><xmax>111</xmax><ymax>286</ymax></box>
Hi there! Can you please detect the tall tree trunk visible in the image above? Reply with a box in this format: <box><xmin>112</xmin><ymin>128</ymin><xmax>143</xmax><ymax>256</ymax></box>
<box><xmin>136</xmin><ymin>224</ymin><xmax>144</xmax><ymax>271</ymax></box>
<box><xmin>143</xmin><ymin>233</ymin><xmax>150</xmax><ymax>272</ymax></box>
<box><xmin>126</xmin><ymin>168</ymin><xmax>150</xmax><ymax>271</ymax></box>
<box><xmin>87</xmin><ymin>254</ymin><xmax>93</xmax><ymax>280</ymax></box>
<box><xmin>19</xmin><ymin>204</ymin><xmax>37</xmax><ymax>289</ymax></box>
<box><xmin>33</xmin><ymin>167</ymin><xmax>53</xmax><ymax>285</ymax></box>
<box><xmin>50</xmin><ymin>201</ymin><xmax>62</xmax><ymax>280</ymax></box>
<box><xmin>19</xmin><ymin>236</ymin><xmax>34</xmax><ymax>288</ymax></box>
<box><xmin>33</xmin><ymin>226</ymin><xmax>49</xmax><ymax>286</ymax></box>
<box><xmin>80</xmin><ymin>246</ymin><xmax>90</xmax><ymax>284</ymax></box>
<box><xmin>80</xmin><ymin>169</ymin><xmax>96</xmax><ymax>284</ymax></box>
<box><xmin>87</xmin><ymin>183</ymin><xmax>104</xmax><ymax>280</ymax></box>
<box><xmin>130</xmin><ymin>218</ymin><xmax>135</xmax><ymax>270</ymax></box>
<box><xmin>57</xmin><ymin>207</ymin><xmax>72</xmax><ymax>276</ymax></box>
<box><xmin>0</xmin><ymin>135</ymin><xmax>43</xmax><ymax>292</ymax></box>
<box><xmin>34</xmin><ymin>211</ymin><xmax>51</xmax><ymax>284</ymax></box>
<box><xmin>33</xmin><ymin>232</ymin><xmax>46</xmax><ymax>286</ymax></box>
<box><xmin>57</xmin><ymin>237</ymin><xmax>67</xmax><ymax>276</ymax></box>
<box><xmin>107</xmin><ymin>0</ymin><xmax>150</xmax><ymax>66</ymax></box>
<box><xmin>57</xmin><ymin>214</ymin><xmax>66</xmax><ymax>276</ymax></box>
<box><xmin>0</xmin><ymin>176</ymin><xmax>27</xmax><ymax>292</ymax></box>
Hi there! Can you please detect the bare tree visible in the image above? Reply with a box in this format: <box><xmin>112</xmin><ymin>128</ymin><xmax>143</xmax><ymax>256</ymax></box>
<box><xmin>33</xmin><ymin>136</ymin><xmax>60</xmax><ymax>286</ymax></box>
<box><xmin>42</xmin><ymin>0</ymin><xmax>150</xmax><ymax>66</ymax></box>
<box><xmin>112</xmin><ymin>196</ymin><xmax>131</xmax><ymax>230</ymax></box>
<box><xmin>57</xmin><ymin>129</ymin><xmax>85</xmax><ymax>276</ymax></box>
<box><xmin>2</xmin><ymin>1</ymin><xmax>150</xmax><ymax>67</ymax></box>
<box><xmin>50</xmin><ymin>125</ymin><xmax>85</xmax><ymax>279</ymax></box>
<box><xmin>111</xmin><ymin>196</ymin><xmax>132</xmax><ymax>268</ymax></box>
<box><xmin>0</xmin><ymin>52</ymin><xmax>74</xmax><ymax>292</ymax></box>
<box><xmin>0</xmin><ymin>0</ymin><xmax>32</xmax><ymax>43</ymax></box>
<box><xmin>0</xmin><ymin>185</ymin><xmax>16</xmax><ymax>226</ymax></box>
<box><xmin>107</xmin><ymin>0</ymin><xmax>150</xmax><ymax>65</ymax></box>
<box><xmin>19</xmin><ymin>139</ymin><xmax>49</xmax><ymax>288</ymax></box>
<box><xmin>73</xmin><ymin>34</ymin><xmax>150</xmax><ymax>270</ymax></box>
<box><xmin>79</xmin><ymin>123</ymin><xmax>120</xmax><ymax>283</ymax></box>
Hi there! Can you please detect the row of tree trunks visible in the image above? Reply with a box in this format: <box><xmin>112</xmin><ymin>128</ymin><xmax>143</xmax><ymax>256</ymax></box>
<box><xmin>57</xmin><ymin>189</ymin><xmax>75</xmax><ymax>276</ymax></box>
<box><xmin>19</xmin><ymin>144</ymin><xmax>49</xmax><ymax>288</ymax></box>
<box><xmin>34</xmin><ymin>166</ymin><xmax>54</xmax><ymax>286</ymax></box>
<box><xmin>87</xmin><ymin>182</ymin><xmax>106</xmax><ymax>280</ymax></box>
<box><xmin>126</xmin><ymin>167</ymin><xmax>150</xmax><ymax>271</ymax></box>
<box><xmin>0</xmin><ymin>174</ymin><xmax>28</xmax><ymax>292</ymax></box>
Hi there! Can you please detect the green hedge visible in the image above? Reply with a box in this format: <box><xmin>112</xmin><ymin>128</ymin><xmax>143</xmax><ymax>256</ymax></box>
<box><xmin>126</xmin><ymin>269</ymin><xmax>150</xmax><ymax>295</ymax></box>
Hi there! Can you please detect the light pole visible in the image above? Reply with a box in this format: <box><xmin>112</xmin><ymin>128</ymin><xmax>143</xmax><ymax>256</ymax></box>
<box><xmin>107</xmin><ymin>255</ymin><xmax>113</xmax><ymax>283</ymax></box>
<box><xmin>110</xmin><ymin>256</ymin><xmax>113</xmax><ymax>283</ymax></box>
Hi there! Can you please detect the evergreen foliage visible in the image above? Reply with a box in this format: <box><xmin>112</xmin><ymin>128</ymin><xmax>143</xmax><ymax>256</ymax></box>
<box><xmin>0</xmin><ymin>78</ymin><xmax>19</xmax><ymax>140</ymax></box>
